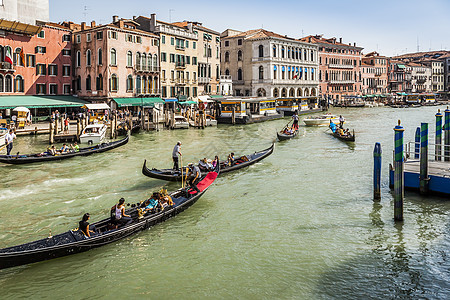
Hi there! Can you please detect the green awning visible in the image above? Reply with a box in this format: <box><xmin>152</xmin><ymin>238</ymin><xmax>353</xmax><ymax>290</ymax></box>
<box><xmin>398</xmin><ymin>64</ymin><xmax>406</xmax><ymax>69</ymax></box>
<box><xmin>0</xmin><ymin>95</ymin><xmax>89</xmax><ymax>109</ymax></box>
<box><xmin>178</xmin><ymin>101</ymin><xmax>197</xmax><ymax>105</ymax></box>
<box><xmin>113</xmin><ymin>97</ymin><xmax>164</xmax><ymax>108</ymax></box>
<box><xmin>210</xmin><ymin>95</ymin><xmax>225</xmax><ymax>98</ymax></box>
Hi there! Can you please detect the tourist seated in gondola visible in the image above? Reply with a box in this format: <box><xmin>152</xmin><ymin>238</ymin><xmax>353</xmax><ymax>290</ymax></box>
<box><xmin>79</xmin><ymin>213</ymin><xmax>96</xmax><ymax>238</ymax></box>
<box><xmin>227</xmin><ymin>153</ymin><xmax>235</xmax><ymax>166</ymax></box>
<box><xmin>329</xmin><ymin>121</ymin><xmax>337</xmax><ymax>133</ymax></box>
<box><xmin>71</xmin><ymin>142</ymin><xmax>80</xmax><ymax>152</ymax></box>
<box><xmin>187</xmin><ymin>163</ymin><xmax>201</xmax><ymax>193</ymax></box>
<box><xmin>142</xmin><ymin>193</ymin><xmax>160</xmax><ymax>213</ymax></box>
<box><xmin>113</xmin><ymin>198</ymin><xmax>133</xmax><ymax>226</ymax></box>
<box><xmin>338</xmin><ymin>128</ymin><xmax>345</xmax><ymax>136</ymax></box>
<box><xmin>212</xmin><ymin>156</ymin><xmax>219</xmax><ymax>168</ymax></box>
<box><xmin>198</xmin><ymin>158</ymin><xmax>209</xmax><ymax>171</ymax></box>
<box><xmin>60</xmin><ymin>143</ymin><xmax>69</xmax><ymax>153</ymax></box>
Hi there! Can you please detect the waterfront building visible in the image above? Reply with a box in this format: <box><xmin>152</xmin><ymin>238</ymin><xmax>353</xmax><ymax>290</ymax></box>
<box><xmin>70</xmin><ymin>16</ymin><xmax>160</xmax><ymax>102</ymax></box>
<box><xmin>430</xmin><ymin>59</ymin><xmax>445</xmax><ymax>93</ymax></box>
<box><xmin>300</xmin><ymin>35</ymin><xmax>363</xmax><ymax>102</ymax></box>
<box><xmin>221</xmin><ymin>29</ymin><xmax>319</xmax><ymax>98</ymax></box>
<box><xmin>0</xmin><ymin>0</ymin><xmax>49</xmax><ymax>25</ymax></box>
<box><xmin>405</xmin><ymin>63</ymin><xmax>431</xmax><ymax>93</ymax></box>
<box><xmin>135</xmin><ymin>14</ymin><xmax>198</xmax><ymax>99</ymax></box>
<box><xmin>388</xmin><ymin>60</ymin><xmax>408</xmax><ymax>94</ymax></box>
<box><xmin>171</xmin><ymin>21</ymin><xmax>221</xmax><ymax>96</ymax></box>
<box><xmin>360</xmin><ymin>52</ymin><xmax>388</xmax><ymax>95</ymax></box>
<box><xmin>0</xmin><ymin>21</ymin><xmax>72</xmax><ymax>96</ymax></box>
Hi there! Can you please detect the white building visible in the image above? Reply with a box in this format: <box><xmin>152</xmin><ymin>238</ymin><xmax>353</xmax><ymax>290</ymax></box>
<box><xmin>0</xmin><ymin>0</ymin><xmax>49</xmax><ymax>25</ymax></box>
<box><xmin>220</xmin><ymin>29</ymin><xmax>319</xmax><ymax>98</ymax></box>
<box><xmin>431</xmin><ymin>59</ymin><xmax>445</xmax><ymax>92</ymax></box>
<box><xmin>406</xmin><ymin>63</ymin><xmax>431</xmax><ymax>93</ymax></box>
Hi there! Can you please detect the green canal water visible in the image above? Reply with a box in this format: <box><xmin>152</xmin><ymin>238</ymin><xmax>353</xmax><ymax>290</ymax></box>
<box><xmin>0</xmin><ymin>105</ymin><xmax>449</xmax><ymax>299</ymax></box>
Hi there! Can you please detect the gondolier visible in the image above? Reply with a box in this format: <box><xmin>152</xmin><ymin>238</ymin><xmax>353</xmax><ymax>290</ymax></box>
<box><xmin>5</xmin><ymin>130</ymin><xmax>16</xmax><ymax>155</ymax></box>
<box><xmin>172</xmin><ymin>141</ymin><xmax>182</xmax><ymax>170</ymax></box>
<box><xmin>292</xmin><ymin>112</ymin><xmax>299</xmax><ymax>130</ymax></box>
<box><xmin>187</xmin><ymin>163</ymin><xmax>201</xmax><ymax>192</ymax></box>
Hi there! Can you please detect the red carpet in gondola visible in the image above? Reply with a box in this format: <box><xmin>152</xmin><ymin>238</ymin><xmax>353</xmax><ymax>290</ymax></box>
<box><xmin>189</xmin><ymin>172</ymin><xmax>218</xmax><ymax>194</ymax></box>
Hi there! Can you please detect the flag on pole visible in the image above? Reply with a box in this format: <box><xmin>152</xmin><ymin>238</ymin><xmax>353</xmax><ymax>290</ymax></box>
<box><xmin>5</xmin><ymin>47</ymin><xmax>13</xmax><ymax>65</ymax></box>
<box><xmin>19</xmin><ymin>48</ymin><xmax>25</xmax><ymax>66</ymax></box>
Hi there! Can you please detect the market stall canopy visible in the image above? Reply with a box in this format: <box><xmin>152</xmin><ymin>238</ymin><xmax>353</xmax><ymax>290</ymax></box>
<box><xmin>0</xmin><ymin>95</ymin><xmax>89</xmax><ymax>109</ymax></box>
<box><xmin>164</xmin><ymin>98</ymin><xmax>178</xmax><ymax>103</ymax></box>
<box><xmin>113</xmin><ymin>97</ymin><xmax>164</xmax><ymax>108</ymax></box>
<box><xmin>82</xmin><ymin>103</ymin><xmax>110</xmax><ymax>110</ymax></box>
<box><xmin>12</xmin><ymin>106</ymin><xmax>30</xmax><ymax>112</ymax></box>
<box><xmin>178</xmin><ymin>101</ymin><xmax>197</xmax><ymax>105</ymax></box>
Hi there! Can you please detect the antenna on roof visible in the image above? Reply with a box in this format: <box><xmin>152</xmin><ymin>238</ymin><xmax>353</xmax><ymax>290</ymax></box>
<box><xmin>82</xmin><ymin>6</ymin><xmax>91</xmax><ymax>22</ymax></box>
<box><xmin>169</xmin><ymin>9</ymin><xmax>175</xmax><ymax>23</ymax></box>
<box><xmin>417</xmin><ymin>36</ymin><xmax>420</xmax><ymax>52</ymax></box>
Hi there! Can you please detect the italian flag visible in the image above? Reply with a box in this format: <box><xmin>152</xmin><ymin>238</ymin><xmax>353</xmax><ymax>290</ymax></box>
<box><xmin>5</xmin><ymin>47</ymin><xmax>13</xmax><ymax>64</ymax></box>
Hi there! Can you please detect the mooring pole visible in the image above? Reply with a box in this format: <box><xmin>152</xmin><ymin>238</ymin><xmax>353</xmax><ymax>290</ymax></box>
<box><xmin>373</xmin><ymin>142</ymin><xmax>382</xmax><ymax>200</ymax></box>
<box><xmin>435</xmin><ymin>109</ymin><xmax>443</xmax><ymax>161</ymax></box>
<box><xmin>394</xmin><ymin>120</ymin><xmax>404</xmax><ymax>222</ymax></box>
<box><xmin>444</xmin><ymin>107</ymin><xmax>450</xmax><ymax>162</ymax></box>
<box><xmin>419</xmin><ymin>122</ymin><xmax>429</xmax><ymax>195</ymax></box>
<box><xmin>414</xmin><ymin>127</ymin><xmax>420</xmax><ymax>159</ymax></box>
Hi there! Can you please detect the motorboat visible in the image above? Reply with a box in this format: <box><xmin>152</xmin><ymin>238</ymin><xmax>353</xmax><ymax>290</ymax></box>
<box><xmin>206</xmin><ymin>115</ymin><xmax>217</xmax><ymax>126</ymax></box>
<box><xmin>79</xmin><ymin>124</ymin><xmax>107</xmax><ymax>144</ymax></box>
<box><xmin>173</xmin><ymin>115</ymin><xmax>189</xmax><ymax>129</ymax></box>
<box><xmin>303</xmin><ymin>114</ymin><xmax>340</xmax><ymax>126</ymax></box>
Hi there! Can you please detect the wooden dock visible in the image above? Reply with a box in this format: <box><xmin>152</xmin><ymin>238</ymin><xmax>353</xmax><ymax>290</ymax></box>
<box><xmin>389</xmin><ymin>159</ymin><xmax>450</xmax><ymax>196</ymax></box>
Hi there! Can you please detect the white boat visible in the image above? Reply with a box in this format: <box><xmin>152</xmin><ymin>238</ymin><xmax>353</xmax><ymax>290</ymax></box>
<box><xmin>206</xmin><ymin>116</ymin><xmax>217</xmax><ymax>126</ymax></box>
<box><xmin>79</xmin><ymin>124</ymin><xmax>107</xmax><ymax>144</ymax></box>
<box><xmin>303</xmin><ymin>114</ymin><xmax>340</xmax><ymax>126</ymax></box>
<box><xmin>173</xmin><ymin>115</ymin><xmax>189</xmax><ymax>129</ymax></box>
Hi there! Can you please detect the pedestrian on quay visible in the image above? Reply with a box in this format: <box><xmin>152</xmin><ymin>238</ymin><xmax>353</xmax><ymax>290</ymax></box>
<box><xmin>5</xmin><ymin>129</ymin><xmax>16</xmax><ymax>155</ymax></box>
<box><xmin>11</xmin><ymin>114</ymin><xmax>17</xmax><ymax>127</ymax></box>
<box><xmin>64</xmin><ymin>117</ymin><xmax>69</xmax><ymax>133</ymax></box>
<box><xmin>172</xmin><ymin>141</ymin><xmax>182</xmax><ymax>170</ymax></box>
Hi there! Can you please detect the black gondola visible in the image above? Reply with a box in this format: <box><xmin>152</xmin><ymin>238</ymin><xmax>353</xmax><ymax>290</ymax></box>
<box><xmin>277</xmin><ymin>129</ymin><xmax>298</xmax><ymax>141</ymax></box>
<box><xmin>117</xmin><ymin>122</ymin><xmax>140</xmax><ymax>135</ymax></box>
<box><xmin>0</xmin><ymin>165</ymin><xmax>219</xmax><ymax>270</ymax></box>
<box><xmin>0</xmin><ymin>135</ymin><xmax>129</xmax><ymax>164</ymax></box>
<box><xmin>332</xmin><ymin>130</ymin><xmax>355</xmax><ymax>142</ymax></box>
<box><xmin>142</xmin><ymin>143</ymin><xmax>274</xmax><ymax>182</ymax></box>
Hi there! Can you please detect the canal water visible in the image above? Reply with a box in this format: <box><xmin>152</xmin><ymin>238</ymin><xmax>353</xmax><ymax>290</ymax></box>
<box><xmin>0</xmin><ymin>105</ymin><xmax>449</xmax><ymax>299</ymax></box>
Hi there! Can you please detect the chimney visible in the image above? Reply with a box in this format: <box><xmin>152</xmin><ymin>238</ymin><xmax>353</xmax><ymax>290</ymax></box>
<box><xmin>187</xmin><ymin>22</ymin><xmax>193</xmax><ymax>33</ymax></box>
<box><xmin>339</xmin><ymin>37</ymin><xmax>342</xmax><ymax>43</ymax></box>
<box><xmin>91</xmin><ymin>21</ymin><xmax>96</xmax><ymax>28</ymax></box>
<box><xmin>133</xmin><ymin>16</ymin><xmax>136</xmax><ymax>20</ymax></box>
<box><xmin>354</xmin><ymin>42</ymin><xmax>356</xmax><ymax>47</ymax></box>
<box><xmin>308</xmin><ymin>37</ymin><xmax>312</xmax><ymax>42</ymax></box>
<box><xmin>81</xmin><ymin>22</ymin><xmax>86</xmax><ymax>31</ymax></box>
<box><xmin>113</xmin><ymin>15</ymin><xmax>119</xmax><ymax>23</ymax></box>
<box><xmin>118</xmin><ymin>20</ymin><xmax>124</xmax><ymax>28</ymax></box>
<box><xmin>150</xmin><ymin>13</ymin><xmax>156</xmax><ymax>31</ymax></box>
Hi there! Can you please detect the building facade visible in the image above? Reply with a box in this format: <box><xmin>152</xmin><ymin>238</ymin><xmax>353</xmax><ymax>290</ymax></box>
<box><xmin>136</xmin><ymin>14</ymin><xmax>199</xmax><ymax>99</ymax></box>
<box><xmin>405</xmin><ymin>63</ymin><xmax>431</xmax><ymax>93</ymax></box>
<box><xmin>0</xmin><ymin>22</ymin><xmax>72</xmax><ymax>96</ymax></box>
<box><xmin>71</xmin><ymin>17</ymin><xmax>160</xmax><ymax>101</ymax></box>
<box><xmin>388</xmin><ymin>61</ymin><xmax>408</xmax><ymax>93</ymax></box>
<box><xmin>360</xmin><ymin>52</ymin><xmax>388</xmax><ymax>95</ymax></box>
<box><xmin>300</xmin><ymin>35</ymin><xmax>363</xmax><ymax>101</ymax></box>
<box><xmin>171</xmin><ymin>21</ymin><xmax>221</xmax><ymax>96</ymax></box>
<box><xmin>0</xmin><ymin>0</ymin><xmax>49</xmax><ymax>25</ymax></box>
<box><xmin>431</xmin><ymin>59</ymin><xmax>444</xmax><ymax>92</ymax></box>
<box><xmin>221</xmin><ymin>29</ymin><xmax>319</xmax><ymax>98</ymax></box>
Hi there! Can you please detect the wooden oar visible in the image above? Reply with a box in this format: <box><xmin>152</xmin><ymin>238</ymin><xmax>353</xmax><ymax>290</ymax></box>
<box><xmin>180</xmin><ymin>155</ymin><xmax>184</xmax><ymax>188</ymax></box>
<box><xmin>0</xmin><ymin>141</ymin><xmax>11</xmax><ymax>152</ymax></box>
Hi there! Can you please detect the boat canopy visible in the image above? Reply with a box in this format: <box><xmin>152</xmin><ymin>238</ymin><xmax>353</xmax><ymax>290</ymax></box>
<box><xmin>83</xmin><ymin>103</ymin><xmax>110</xmax><ymax>110</ymax></box>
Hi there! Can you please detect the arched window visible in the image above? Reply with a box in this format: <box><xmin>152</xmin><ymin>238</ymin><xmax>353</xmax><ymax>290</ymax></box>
<box><xmin>86</xmin><ymin>49</ymin><xmax>91</xmax><ymax>66</ymax></box>
<box><xmin>14</xmin><ymin>48</ymin><xmax>23</xmax><ymax>66</ymax></box>
<box><xmin>273</xmin><ymin>46</ymin><xmax>276</xmax><ymax>57</ymax></box>
<box><xmin>289</xmin><ymin>88</ymin><xmax>295</xmax><ymax>97</ymax></box>
<box><xmin>281</xmin><ymin>47</ymin><xmax>285</xmax><ymax>58</ymax></box>
<box><xmin>98</xmin><ymin>48</ymin><xmax>103</xmax><ymax>65</ymax></box>
<box><xmin>259</xmin><ymin>66</ymin><xmax>264</xmax><ymax>80</ymax></box>
<box><xmin>110</xmin><ymin>74</ymin><xmax>118</xmax><ymax>91</ymax></box>
<box><xmin>136</xmin><ymin>52</ymin><xmax>141</xmax><ymax>69</ymax></box>
<box><xmin>110</xmin><ymin>48</ymin><xmax>117</xmax><ymax>66</ymax></box>
<box><xmin>258</xmin><ymin>45</ymin><xmax>264</xmax><ymax>58</ymax></box>
<box><xmin>86</xmin><ymin>75</ymin><xmax>91</xmax><ymax>90</ymax></box>
<box><xmin>237</xmin><ymin>68</ymin><xmax>243</xmax><ymax>81</ymax></box>
<box><xmin>148</xmin><ymin>54</ymin><xmax>153</xmax><ymax>69</ymax></box>
<box><xmin>311</xmin><ymin>51</ymin><xmax>314</xmax><ymax>61</ymax></box>
<box><xmin>273</xmin><ymin>88</ymin><xmax>279</xmax><ymax>98</ymax></box>
<box><xmin>136</xmin><ymin>75</ymin><xmax>141</xmax><ymax>94</ymax></box>
<box><xmin>142</xmin><ymin>76</ymin><xmax>147</xmax><ymax>93</ymax></box>
<box><xmin>126</xmin><ymin>75</ymin><xmax>133</xmax><ymax>92</ymax></box>
<box><xmin>0</xmin><ymin>74</ymin><xmax>4</xmax><ymax>92</ymax></box>
<box><xmin>281</xmin><ymin>88</ymin><xmax>287</xmax><ymax>98</ymax></box>
<box><xmin>297</xmin><ymin>88</ymin><xmax>302</xmax><ymax>97</ymax></box>
<box><xmin>5</xmin><ymin>75</ymin><xmax>12</xmax><ymax>92</ymax></box>
<box><xmin>216</xmin><ymin>65</ymin><xmax>220</xmax><ymax>79</ymax></box>
<box><xmin>96</xmin><ymin>74</ymin><xmax>103</xmax><ymax>91</ymax></box>
<box><xmin>225</xmin><ymin>51</ymin><xmax>230</xmax><ymax>62</ymax></box>
<box><xmin>225</xmin><ymin>69</ymin><xmax>230</xmax><ymax>76</ymax></box>
<box><xmin>142</xmin><ymin>53</ymin><xmax>147</xmax><ymax>69</ymax></box>
<box><xmin>257</xmin><ymin>88</ymin><xmax>266</xmax><ymax>97</ymax></box>
<box><xmin>237</xmin><ymin>50</ymin><xmax>242</xmax><ymax>61</ymax></box>
<box><xmin>126</xmin><ymin>51</ymin><xmax>132</xmax><ymax>67</ymax></box>
<box><xmin>15</xmin><ymin>75</ymin><xmax>24</xmax><ymax>92</ymax></box>
<box><xmin>76</xmin><ymin>50</ymin><xmax>81</xmax><ymax>67</ymax></box>
<box><xmin>153</xmin><ymin>54</ymin><xmax>157</xmax><ymax>69</ymax></box>
<box><xmin>273</xmin><ymin>65</ymin><xmax>277</xmax><ymax>79</ymax></box>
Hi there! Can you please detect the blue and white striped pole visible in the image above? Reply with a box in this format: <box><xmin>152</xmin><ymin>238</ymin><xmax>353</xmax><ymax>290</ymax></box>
<box><xmin>373</xmin><ymin>143</ymin><xmax>382</xmax><ymax>200</ymax></box>
<box><xmin>394</xmin><ymin>120</ymin><xmax>404</xmax><ymax>221</ymax></box>
<box><xmin>414</xmin><ymin>127</ymin><xmax>420</xmax><ymax>159</ymax></box>
<box><xmin>435</xmin><ymin>109</ymin><xmax>443</xmax><ymax>161</ymax></box>
<box><xmin>419</xmin><ymin>122</ymin><xmax>429</xmax><ymax>195</ymax></box>
<box><xmin>444</xmin><ymin>107</ymin><xmax>450</xmax><ymax>162</ymax></box>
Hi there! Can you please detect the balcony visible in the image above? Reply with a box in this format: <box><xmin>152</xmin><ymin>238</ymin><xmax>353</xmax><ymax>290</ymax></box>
<box><xmin>134</xmin><ymin>65</ymin><xmax>161</xmax><ymax>73</ymax></box>
<box><xmin>175</xmin><ymin>78</ymin><xmax>187</xmax><ymax>85</ymax></box>
<box><xmin>175</xmin><ymin>45</ymin><xmax>185</xmax><ymax>51</ymax></box>
<box><xmin>0</xmin><ymin>62</ymin><xmax>14</xmax><ymax>72</ymax></box>
<box><xmin>137</xmin><ymin>88</ymin><xmax>162</xmax><ymax>96</ymax></box>
<box><xmin>329</xmin><ymin>80</ymin><xmax>355</xmax><ymax>84</ymax></box>
<box><xmin>175</xmin><ymin>62</ymin><xmax>186</xmax><ymax>69</ymax></box>
<box><xmin>251</xmin><ymin>56</ymin><xmax>271</xmax><ymax>62</ymax></box>
<box><xmin>220</xmin><ymin>75</ymin><xmax>232</xmax><ymax>81</ymax></box>
<box><xmin>198</xmin><ymin>77</ymin><xmax>210</xmax><ymax>84</ymax></box>
<box><xmin>328</xmin><ymin>64</ymin><xmax>354</xmax><ymax>69</ymax></box>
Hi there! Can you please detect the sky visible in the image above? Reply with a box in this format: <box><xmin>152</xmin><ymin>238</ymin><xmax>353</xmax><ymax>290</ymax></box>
<box><xmin>49</xmin><ymin>0</ymin><xmax>450</xmax><ymax>57</ymax></box>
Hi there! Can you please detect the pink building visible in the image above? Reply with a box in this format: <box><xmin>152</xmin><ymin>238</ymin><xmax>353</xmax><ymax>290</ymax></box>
<box><xmin>0</xmin><ymin>21</ymin><xmax>72</xmax><ymax>95</ymax></box>
<box><xmin>70</xmin><ymin>16</ymin><xmax>160</xmax><ymax>103</ymax></box>
<box><xmin>300</xmin><ymin>35</ymin><xmax>363</xmax><ymax>102</ymax></box>
<box><xmin>360</xmin><ymin>51</ymin><xmax>389</xmax><ymax>95</ymax></box>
